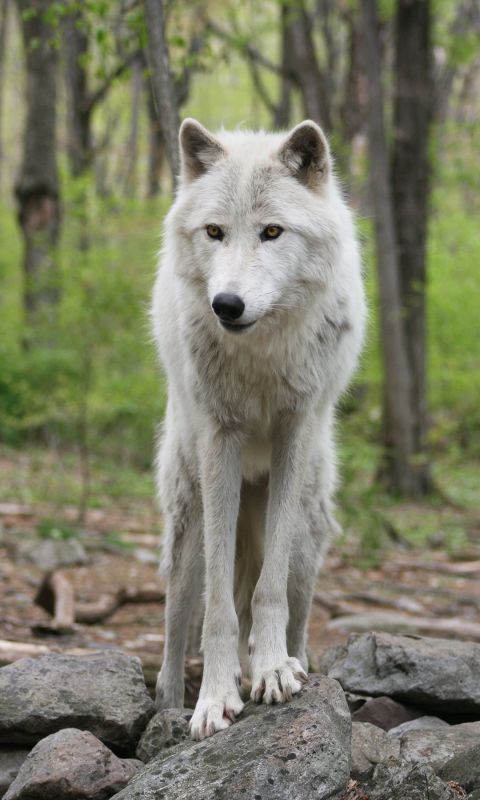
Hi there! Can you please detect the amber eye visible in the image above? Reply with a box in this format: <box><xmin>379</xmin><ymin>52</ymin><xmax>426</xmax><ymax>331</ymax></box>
<box><xmin>261</xmin><ymin>225</ymin><xmax>283</xmax><ymax>241</ymax></box>
<box><xmin>206</xmin><ymin>224</ymin><xmax>224</xmax><ymax>241</ymax></box>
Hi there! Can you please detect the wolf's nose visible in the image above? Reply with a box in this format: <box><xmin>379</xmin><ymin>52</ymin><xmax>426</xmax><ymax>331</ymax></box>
<box><xmin>212</xmin><ymin>293</ymin><xmax>245</xmax><ymax>320</ymax></box>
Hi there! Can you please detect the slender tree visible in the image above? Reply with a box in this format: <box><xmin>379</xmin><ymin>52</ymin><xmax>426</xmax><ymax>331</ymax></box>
<box><xmin>0</xmin><ymin>0</ymin><xmax>9</xmax><ymax>190</ymax></box>
<box><xmin>288</xmin><ymin>0</ymin><xmax>331</xmax><ymax>130</ymax></box>
<box><xmin>122</xmin><ymin>54</ymin><xmax>143</xmax><ymax>194</ymax></box>
<box><xmin>145</xmin><ymin>69</ymin><xmax>165</xmax><ymax>197</ymax></box>
<box><xmin>15</xmin><ymin>0</ymin><xmax>60</xmax><ymax>335</ymax></box>
<box><xmin>360</xmin><ymin>0</ymin><xmax>416</xmax><ymax>495</ymax></box>
<box><xmin>64</xmin><ymin>10</ymin><xmax>91</xmax><ymax>178</ymax></box>
<box><xmin>391</xmin><ymin>0</ymin><xmax>433</xmax><ymax>493</ymax></box>
<box><xmin>273</xmin><ymin>2</ymin><xmax>294</xmax><ymax>128</ymax></box>
<box><xmin>63</xmin><ymin>6</ymin><xmax>140</xmax><ymax>179</ymax></box>
<box><xmin>143</xmin><ymin>0</ymin><xmax>180</xmax><ymax>184</ymax></box>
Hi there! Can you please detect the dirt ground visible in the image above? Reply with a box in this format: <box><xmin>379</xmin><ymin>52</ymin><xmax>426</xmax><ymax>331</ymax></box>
<box><xmin>2</xmin><ymin>499</ymin><xmax>480</xmax><ymax>708</ymax></box>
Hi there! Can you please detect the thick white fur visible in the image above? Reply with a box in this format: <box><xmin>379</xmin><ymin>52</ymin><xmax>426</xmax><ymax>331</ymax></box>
<box><xmin>152</xmin><ymin>119</ymin><xmax>366</xmax><ymax>740</ymax></box>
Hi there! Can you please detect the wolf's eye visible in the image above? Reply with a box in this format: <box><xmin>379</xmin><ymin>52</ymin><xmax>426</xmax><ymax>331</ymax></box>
<box><xmin>206</xmin><ymin>224</ymin><xmax>224</xmax><ymax>241</ymax></box>
<box><xmin>261</xmin><ymin>225</ymin><xmax>283</xmax><ymax>241</ymax></box>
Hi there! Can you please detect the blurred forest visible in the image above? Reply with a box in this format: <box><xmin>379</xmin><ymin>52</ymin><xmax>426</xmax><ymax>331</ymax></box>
<box><xmin>0</xmin><ymin>0</ymin><xmax>479</xmax><ymax>567</ymax></box>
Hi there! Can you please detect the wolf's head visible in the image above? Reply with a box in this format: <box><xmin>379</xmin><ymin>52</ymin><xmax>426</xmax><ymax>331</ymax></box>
<box><xmin>168</xmin><ymin>118</ymin><xmax>348</xmax><ymax>336</ymax></box>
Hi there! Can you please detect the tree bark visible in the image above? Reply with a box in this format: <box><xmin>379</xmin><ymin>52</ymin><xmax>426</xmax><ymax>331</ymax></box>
<box><xmin>145</xmin><ymin>68</ymin><xmax>165</xmax><ymax>197</ymax></box>
<box><xmin>123</xmin><ymin>55</ymin><xmax>142</xmax><ymax>194</ymax></box>
<box><xmin>288</xmin><ymin>0</ymin><xmax>331</xmax><ymax>131</ymax></box>
<box><xmin>0</xmin><ymin>0</ymin><xmax>9</xmax><ymax>190</ymax></box>
<box><xmin>360</xmin><ymin>0</ymin><xmax>416</xmax><ymax>495</ymax></box>
<box><xmin>143</xmin><ymin>0</ymin><xmax>180</xmax><ymax>186</ymax></box>
<box><xmin>64</xmin><ymin>10</ymin><xmax>92</xmax><ymax>177</ymax></box>
<box><xmin>391</xmin><ymin>0</ymin><xmax>433</xmax><ymax>493</ymax></box>
<box><xmin>273</xmin><ymin>3</ymin><xmax>293</xmax><ymax>128</ymax></box>
<box><xmin>15</xmin><ymin>0</ymin><xmax>60</xmax><ymax>334</ymax></box>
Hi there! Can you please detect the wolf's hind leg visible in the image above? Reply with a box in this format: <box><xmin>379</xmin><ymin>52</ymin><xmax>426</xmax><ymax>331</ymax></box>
<box><xmin>155</xmin><ymin>448</ymin><xmax>203</xmax><ymax>710</ymax></box>
<box><xmin>287</xmin><ymin>546</ymin><xmax>316</xmax><ymax>672</ymax></box>
<box><xmin>287</xmin><ymin>495</ymin><xmax>339</xmax><ymax>670</ymax></box>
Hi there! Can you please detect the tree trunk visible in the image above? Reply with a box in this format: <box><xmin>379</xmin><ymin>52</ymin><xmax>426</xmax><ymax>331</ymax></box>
<box><xmin>143</xmin><ymin>0</ymin><xmax>180</xmax><ymax>186</ymax></box>
<box><xmin>123</xmin><ymin>55</ymin><xmax>142</xmax><ymax>195</ymax></box>
<box><xmin>15</xmin><ymin>0</ymin><xmax>60</xmax><ymax>335</ymax></box>
<box><xmin>391</xmin><ymin>0</ymin><xmax>433</xmax><ymax>494</ymax></box>
<box><xmin>288</xmin><ymin>0</ymin><xmax>331</xmax><ymax>131</ymax></box>
<box><xmin>360</xmin><ymin>0</ymin><xmax>416</xmax><ymax>495</ymax></box>
<box><xmin>0</xmin><ymin>0</ymin><xmax>9</xmax><ymax>190</ymax></box>
<box><xmin>273</xmin><ymin>3</ymin><xmax>293</xmax><ymax>129</ymax></box>
<box><xmin>342</xmin><ymin>10</ymin><xmax>367</xmax><ymax>148</ymax></box>
<box><xmin>145</xmin><ymin>69</ymin><xmax>165</xmax><ymax>197</ymax></box>
<box><xmin>64</xmin><ymin>10</ymin><xmax>92</xmax><ymax>177</ymax></box>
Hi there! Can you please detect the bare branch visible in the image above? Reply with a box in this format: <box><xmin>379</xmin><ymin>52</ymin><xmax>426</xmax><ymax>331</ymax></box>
<box><xmin>84</xmin><ymin>49</ymin><xmax>141</xmax><ymax>114</ymax></box>
<box><xmin>207</xmin><ymin>18</ymin><xmax>294</xmax><ymax>81</ymax></box>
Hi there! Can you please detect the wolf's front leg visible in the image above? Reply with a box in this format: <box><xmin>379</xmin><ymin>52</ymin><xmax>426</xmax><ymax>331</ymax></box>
<box><xmin>249</xmin><ymin>411</ymin><xmax>311</xmax><ymax>704</ymax></box>
<box><xmin>190</xmin><ymin>430</ymin><xmax>244</xmax><ymax>740</ymax></box>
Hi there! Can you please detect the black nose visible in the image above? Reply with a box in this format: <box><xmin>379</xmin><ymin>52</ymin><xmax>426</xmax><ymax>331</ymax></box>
<box><xmin>212</xmin><ymin>293</ymin><xmax>245</xmax><ymax>320</ymax></box>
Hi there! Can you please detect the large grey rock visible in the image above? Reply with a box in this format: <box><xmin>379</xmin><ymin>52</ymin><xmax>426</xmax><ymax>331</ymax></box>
<box><xmin>17</xmin><ymin>537</ymin><xmax>88</xmax><ymax>569</ymax></box>
<box><xmin>388</xmin><ymin>716</ymin><xmax>450</xmax><ymax>737</ymax></box>
<box><xmin>351</xmin><ymin>722</ymin><xmax>400</xmax><ymax>779</ymax></box>
<box><xmin>0</xmin><ymin>651</ymin><xmax>155</xmax><ymax>754</ymax></box>
<box><xmin>326</xmin><ymin>632</ymin><xmax>480</xmax><ymax>715</ymax></box>
<box><xmin>438</xmin><ymin>742</ymin><xmax>480</xmax><ymax>792</ymax></box>
<box><xmin>136</xmin><ymin>708</ymin><xmax>192</xmax><ymax>762</ymax></box>
<box><xmin>399</xmin><ymin>721</ymin><xmax>480</xmax><ymax>771</ymax></box>
<box><xmin>369</xmin><ymin>759</ymin><xmax>458</xmax><ymax>800</ymax></box>
<box><xmin>352</xmin><ymin>696</ymin><xmax>422</xmax><ymax>731</ymax></box>
<box><xmin>111</xmin><ymin>675</ymin><xmax>351</xmax><ymax>800</ymax></box>
<box><xmin>4</xmin><ymin>729</ymin><xmax>141</xmax><ymax>800</ymax></box>
<box><xmin>0</xmin><ymin>749</ymin><xmax>30</xmax><ymax>797</ymax></box>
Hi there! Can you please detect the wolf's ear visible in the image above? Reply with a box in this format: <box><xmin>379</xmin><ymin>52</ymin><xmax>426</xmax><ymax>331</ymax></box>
<box><xmin>278</xmin><ymin>121</ymin><xmax>330</xmax><ymax>189</ymax></box>
<box><xmin>179</xmin><ymin>118</ymin><xmax>225</xmax><ymax>181</ymax></box>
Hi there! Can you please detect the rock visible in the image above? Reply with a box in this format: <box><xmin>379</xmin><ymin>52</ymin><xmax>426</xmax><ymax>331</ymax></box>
<box><xmin>352</xmin><ymin>696</ymin><xmax>422</xmax><ymax>731</ymax></box>
<box><xmin>3</xmin><ymin>729</ymin><xmax>141</xmax><ymax>800</ymax></box>
<box><xmin>0</xmin><ymin>749</ymin><xmax>30</xmax><ymax>797</ymax></box>
<box><xmin>17</xmin><ymin>537</ymin><xmax>88</xmax><ymax>570</ymax></box>
<box><xmin>326</xmin><ymin>632</ymin><xmax>480</xmax><ymax>715</ymax></box>
<box><xmin>438</xmin><ymin>742</ymin><xmax>480</xmax><ymax>792</ymax></box>
<box><xmin>399</xmin><ymin>722</ymin><xmax>480</xmax><ymax>772</ymax></box>
<box><xmin>351</xmin><ymin>722</ymin><xmax>400</xmax><ymax>779</ymax></box>
<box><xmin>111</xmin><ymin>675</ymin><xmax>351</xmax><ymax>800</ymax></box>
<box><xmin>388</xmin><ymin>716</ymin><xmax>450</xmax><ymax>737</ymax></box>
<box><xmin>369</xmin><ymin>759</ymin><xmax>459</xmax><ymax>800</ymax></box>
<box><xmin>136</xmin><ymin>708</ymin><xmax>192</xmax><ymax>762</ymax></box>
<box><xmin>345</xmin><ymin>692</ymin><xmax>368</xmax><ymax>714</ymax></box>
<box><xmin>0</xmin><ymin>651</ymin><xmax>155</xmax><ymax>754</ymax></box>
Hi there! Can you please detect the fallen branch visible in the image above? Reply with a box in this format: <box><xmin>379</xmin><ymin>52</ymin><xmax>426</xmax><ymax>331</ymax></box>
<box><xmin>75</xmin><ymin>584</ymin><xmax>165</xmax><ymax>624</ymax></box>
<box><xmin>0</xmin><ymin>639</ymin><xmax>94</xmax><ymax>666</ymax></box>
<box><xmin>328</xmin><ymin>611</ymin><xmax>480</xmax><ymax>641</ymax></box>
<box><xmin>34</xmin><ymin>571</ymin><xmax>165</xmax><ymax>627</ymax></box>
<box><xmin>386</xmin><ymin>559</ymin><xmax>480</xmax><ymax>577</ymax></box>
<box><xmin>34</xmin><ymin>571</ymin><xmax>76</xmax><ymax>633</ymax></box>
<box><xmin>314</xmin><ymin>590</ymin><xmax>426</xmax><ymax>617</ymax></box>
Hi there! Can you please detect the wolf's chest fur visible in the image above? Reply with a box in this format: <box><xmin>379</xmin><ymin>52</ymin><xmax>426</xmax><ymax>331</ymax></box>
<box><xmin>186</xmin><ymin>306</ymin><xmax>349</xmax><ymax>432</ymax></box>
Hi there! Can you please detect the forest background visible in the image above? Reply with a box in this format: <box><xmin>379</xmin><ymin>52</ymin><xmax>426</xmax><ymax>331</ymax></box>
<box><xmin>0</xmin><ymin>0</ymin><xmax>479</xmax><ymax>566</ymax></box>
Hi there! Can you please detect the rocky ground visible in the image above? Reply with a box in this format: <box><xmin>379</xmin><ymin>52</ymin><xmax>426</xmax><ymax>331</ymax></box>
<box><xmin>2</xmin><ymin>502</ymin><xmax>480</xmax><ymax>798</ymax></box>
<box><xmin>1</xmin><ymin>633</ymin><xmax>480</xmax><ymax>799</ymax></box>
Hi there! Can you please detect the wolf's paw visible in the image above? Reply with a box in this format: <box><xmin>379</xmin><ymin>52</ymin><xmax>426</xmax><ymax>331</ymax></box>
<box><xmin>251</xmin><ymin>657</ymin><xmax>308</xmax><ymax>704</ymax></box>
<box><xmin>189</xmin><ymin>687</ymin><xmax>244</xmax><ymax>740</ymax></box>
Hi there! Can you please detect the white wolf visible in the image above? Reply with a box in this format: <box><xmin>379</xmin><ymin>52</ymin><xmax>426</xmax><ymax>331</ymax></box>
<box><xmin>152</xmin><ymin>118</ymin><xmax>366</xmax><ymax>740</ymax></box>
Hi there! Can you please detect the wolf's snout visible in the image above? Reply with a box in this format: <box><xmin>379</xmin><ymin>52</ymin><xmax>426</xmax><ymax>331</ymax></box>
<box><xmin>212</xmin><ymin>293</ymin><xmax>245</xmax><ymax>321</ymax></box>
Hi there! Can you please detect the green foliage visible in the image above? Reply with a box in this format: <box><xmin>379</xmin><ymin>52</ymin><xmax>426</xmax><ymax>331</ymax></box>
<box><xmin>0</xmin><ymin>185</ymin><xmax>168</xmax><ymax>464</ymax></box>
<box><xmin>37</xmin><ymin>518</ymin><xmax>78</xmax><ymax>540</ymax></box>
